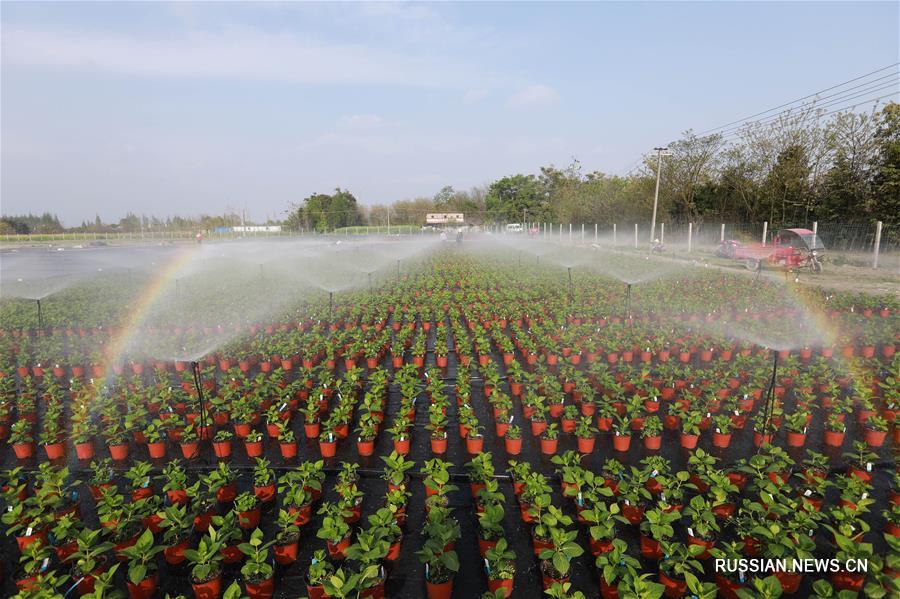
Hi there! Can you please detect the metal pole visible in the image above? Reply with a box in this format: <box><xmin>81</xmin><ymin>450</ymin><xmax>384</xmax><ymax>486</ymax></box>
<box><xmin>812</xmin><ymin>221</ymin><xmax>818</xmax><ymax>237</ymax></box>
<box><xmin>688</xmin><ymin>223</ymin><xmax>693</xmax><ymax>253</ymax></box>
<box><xmin>581</xmin><ymin>223</ymin><xmax>584</xmax><ymax>243</ymax></box>
<box><xmin>634</xmin><ymin>224</ymin><xmax>638</xmax><ymax>248</ymax></box>
<box><xmin>720</xmin><ymin>223</ymin><xmax>725</xmax><ymax>243</ymax></box>
<box><xmin>660</xmin><ymin>223</ymin><xmax>665</xmax><ymax>244</ymax></box>
<box><xmin>650</xmin><ymin>146</ymin><xmax>667</xmax><ymax>242</ymax></box>
<box><xmin>191</xmin><ymin>361</ymin><xmax>209</xmax><ymax>438</ymax></box>
<box><xmin>396</xmin><ymin>259</ymin><xmax>401</xmax><ymax>282</ymax></box>
<box><xmin>569</xmin><ymin>223</ymin><xmax>572</xmax><ymax>244</ymax></box>
<box><xmin>613</xmin><ymin>223</ymin><xmax>617</xmax><ymax>245</ymax></box>
<box><xmin>559</xmin><ymin>223</ymin><xmax>562</xmax><ymax>242</ymax></box>
<box><xmin>625</xmin><ymin>283</ymin><xmax>631</xmax><ymax>315</ymax></box>
<box><xmin>873</xmin><ymin>221</ymin><xmax>883</xmax><ymax>269</ymax></box>
<box><xmin>594</xmin><ymin>223</ymin><xmax>598</xmax><ymax>242</ymax></box>
<box><xmin>762</xmin><ymin>221</ymin><xmax>768</xmax><ymax>246</ymax></box>
<box><xmin>567</xmin><ymin>267</ymin><xmax>573</xmax><ymax>302</ymax></box>
<box><xmin>329</xmin><ymin>291</ymin><xmax>334</xmax><ymax>319</ymax></box>
<box><xmin>36</xmin><ymin>299</ymin><xmax>43</xmax><ymax>329</ymax></box>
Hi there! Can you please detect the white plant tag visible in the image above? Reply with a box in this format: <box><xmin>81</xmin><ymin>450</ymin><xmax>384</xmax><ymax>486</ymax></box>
<box><xmin>25</xmin><ymin>527</ymin><xmax>33</xmax><ymax>536</ymax></box>
<box><xmin>687</xmin><ymin>527</ymin><xmax>694</xmax><ymax>537</ymax></box>
<box><xmin>804</xmin><ymin>489</ymin><xmax>812</xmax><ymax>497</ymax></box>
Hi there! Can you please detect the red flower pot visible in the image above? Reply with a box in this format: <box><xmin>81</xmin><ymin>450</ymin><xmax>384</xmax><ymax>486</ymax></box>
<box><xmin>680</xmin><ymin>433</ymin><xmax>699</xmax><ymax>449</ymax></box>
<box><xmin>126</xmin><ymin>573</ymin><xmax>158</xmax><ymax>599</ymax></box>
<box><xmin>394</xmin><ymin>437</ymin><xmax>410</xmax><ymax>455</ymax></box>
<box><xmin>327</xmin><ymin>535</ymin><xmax>352</xmax><ymax>560</ymax></box>
<box><xmin>246</xmin><ymin>577</ymin><xmax>275</xmax><ymax>599</ymax></box>
<box><xmin>238</xmin><ymin>507</ymin><xmax>261</xmax><ymax>529</ymax></box>
<box><xmin>540</xmin><ymin>438</ymin><xmax>558</xmax><ymax>455</ymax></box>
<box><xmin>712</xmin><ymin>432</ymin><xmax>732</xmax><ymax>448</ymax></box>
<box><xmin>865</xmin><ymin>429</ymin><xmax>887</xmax><ymax>447</ymax></box>
<box><xmin>715</xmin><ymin>574</ymin><xmax>745</xmax><ymax>599</ymax></box>
<box><xmin>659</xmin><ymin>571</ymin><xmax>687</xmax><ymax>598</ymax></box>
<box><xmin>774</xmin><ymin>571</ymin><xmax>802</xmax><ymax>594</ymax></box>
<box><xmin>640</xmin><ymin>534</ymin><xmax>662</xmax><ymax>560</ymax></box>
<box><xmin>425</xmin><ymin>579</ymin><xmax>453</xmax><ymax>599</ymax></box>
<box><xmin>274</xmin><ymin>539</ymin><xmax>299</xmax><ymax>565</ymax></box>
<box><xmin>430</xmin><ymin>436</ymin><xmax>448</xmax><ymax>455</ymax></box>
<box><xmin>191</xmin><ymin>576</ymin><xmax>222</xmax><ymax>599</ymax></box>
<box><xmin>319</xmin><ymin>439</ymin><xmax>337</xmax><ymax>457</ymax></box>
<box><xmin>505</xmin><ymin>437</ymin><xmax>522</xmax><ymax>455</ymax></box>
<box><xmin>75</xmin><ymin>441</ymin><xmax>95</xmax><ymax>460</ymax></box>
<box><xmin>577</xmin><ymin>436</ymin><xmax>595</xmax><ymax>454</ymax></box>
<box><xmin>466</xmin><ymin>436</ymin><xmax>484</xmax><ymax>454</ymax></box>
<box><xmin>643</xmin><ymin>435</ymin><xmax>661</xmax><ymax>450</ymax></box>
<box><xmin>786</xmin><ymin>431</ymin><xmax>806</xmax><ymax>447</ymax></box>
<box><xmin>109</xmin><ymin>443</ymin><xmax>129</xmax><ymax>461</ymax></box>
<box><xmin>612</xmin><ymin>435</ymin><xmax>631</xmax><ymax>452</ymax></box>
<box><xmin>824</xmin><ymin>430</ymin><xmax>845</xmax><ymax>447</ymax></box>
<box><xmin>831</xmin><ymin>570</ymin><xmax>865</xmax><ymax>592</ymax></box>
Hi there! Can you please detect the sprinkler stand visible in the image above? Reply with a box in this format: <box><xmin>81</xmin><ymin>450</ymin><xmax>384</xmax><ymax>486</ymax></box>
<box><xmin>756</xmin><ymin>351</ymin><xmax>780</xmax><ymax>454</ymax></box>
<box><xmin>396</xmin><ymin>259</ymin><xmax>401</xmax><ymax>282</ymax></box>
<box><xmin>36</xmin><ymin>299</ymin><xmax>43</xmax><ymax>329</ymax></box>
<box><xmin>190</xmin><ymin>361</ymin><xmax>209</xmax><ymax>438</ymax></box>
<box><xmin>329</xmin><ymin>291</ymin><xmax>334</xmax><ymax>319</ymax></box>
<box><xmin>625</xmin><ymin>283</ymin><xmax>632</xmax><ymax>316</ymax></box>
<box><xmin>567</xmin><ymin>267</ymin><xmax>574</xmax><ymax>302</ymax></box>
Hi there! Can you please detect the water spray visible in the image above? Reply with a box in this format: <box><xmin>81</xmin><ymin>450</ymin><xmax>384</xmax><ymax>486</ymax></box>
<box><xmin>190</xmin><ymin>361</ymin><xmax>209</xmax><ymax>440</ymax></box>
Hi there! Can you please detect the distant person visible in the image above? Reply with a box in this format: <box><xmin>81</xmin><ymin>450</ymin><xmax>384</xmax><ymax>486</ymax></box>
<box><xmin>196</xmin><ymin>232</ymin><xmax>203</xmax><ymax>244</ymax></box>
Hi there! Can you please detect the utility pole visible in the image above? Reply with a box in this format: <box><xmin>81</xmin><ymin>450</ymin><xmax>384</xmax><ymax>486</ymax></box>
<box><xmin>650</xmin><ymin>146</ymin><xmax>670</xmax><ymax>243</ymax></box>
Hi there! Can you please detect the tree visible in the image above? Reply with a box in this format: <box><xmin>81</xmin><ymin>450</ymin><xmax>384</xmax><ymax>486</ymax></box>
<box><xmin>817</xmin><ymin>110</ymin><xmax>877</xmax><ymax>222</ymax></box>
<box><xmin>652</xmin><ymin>131</ymin><xmax>724</xmax><ymax>221</ymax></box>
<box><xmin>869</xmin><ymin>102</ymin><xmax>900</xmax><ymax>226</ymax></box>
<box><xmin>485</xmin><ymin>174</ymin><xmax>550</xmax><ymax>223</ymax></box>
<box><xmin>285</xmin><ymin>188</ymin><xmax>363</xmax><ymax>232</ymax></box>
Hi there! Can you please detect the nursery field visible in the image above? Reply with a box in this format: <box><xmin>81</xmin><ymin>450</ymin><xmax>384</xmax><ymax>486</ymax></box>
<box><xmin>0</xmin><ymin>237</ymin><xmax>898</xmax><ymax>599</ymax></box>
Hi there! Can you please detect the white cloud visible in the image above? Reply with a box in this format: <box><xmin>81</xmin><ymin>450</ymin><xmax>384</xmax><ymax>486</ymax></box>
<box><xmin>506</xmin><ymin>84</ymin><xmax>561</xmax><ymax>108</ymax></box>
<box><xmin>462</xmin><ymin>89</ymin><xmax>489</xmax><ymax>104</ymax></box>
<box><xmin>0</xmin><ymin>25</ymin><xmax>489</xmax><ymax>88</ymax></box>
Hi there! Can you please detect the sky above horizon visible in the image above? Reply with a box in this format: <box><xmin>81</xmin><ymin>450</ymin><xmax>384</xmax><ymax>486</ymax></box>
<box><xmin>2</xmin><ymin>1</ymin><xmax>898</xmax><ymax>226</ymax></box>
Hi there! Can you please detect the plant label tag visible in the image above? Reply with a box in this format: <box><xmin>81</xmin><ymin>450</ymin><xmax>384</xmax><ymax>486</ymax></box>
<box><xmin>25</xmin><ymin>527</ymin><xmax>33</xmax><ymax>536</ymax></box>
<box><xmin>862</xmin><ymin>492</ymin><xmax>868</xmax><ymax>500</ymax></box>
<box><xmin>867</xmin><ymin>463</ymin><xmax>872</xmax><ymax>472</ymax></box>
<box><xmin>804</xmin><ymin>489</ymin><xmax>812</xmax><ymax>497</ymax></box>
<box><xmin>687</xmin><ymin>527</ymin><xmax>694</xmax><ymax>537</ymax></box>
<box><xmin>624</xmin><ymin>499</ymin><xmax>630</xmax><ymax>506</ymax></box>
<box><xmin>651</xmin><ymin>470</ymin><xmax>658</xmax><ymax>477</ymax></box>
<box><xmin>41</xmin><ymin>558</ymin><xmax>49</xmax><ymax>571</ymax></box>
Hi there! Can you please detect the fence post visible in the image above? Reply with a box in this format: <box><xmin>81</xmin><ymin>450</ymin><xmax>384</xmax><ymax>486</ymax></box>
<box><xmin>812</xmin><ymin>221</ymin><xmax>818</xmax><ymax>237</ymax></box>
<box><xmin>594</xmin><ymin>223</ymin><xmax>598</xmax><ymax>242</ymax></box>
<box><xmin>559</xmin><ymin>223</ymin><xmax>563</xmax><ymax>242</ymax></box>
<box><xmin>660</xmin><ymin>223</ymin><xmax>665</xmax><ymax>244</ymax></box>
<box><xmin>761</xmin><ymin>221</ymin><xmax>768</xmax><ymax>246</ymax></box>
<box><xmin>688</xmin><ymin>222</ymin><xmax>693</xmax><ymax>253</ymax></box>
<box><xmin>873</xmin><ymin>221</ymin><xmax>883</xmax><ymax>269</ymax></box>
<box><xmin>569</xmin><ymin>223</ymin><xmax>572</xmax><ymax>244</ymax></box>
<box><xmin>581</xmin><ymin>223</ymin><xmax>584</xmax><ymax>243</ymax></box>
<box><xmin>720</xmin><ymin>224</ymin><xmax>725</xmax><ymax>242</ymax></box>
<box><xmin>634</xmin><ymin>224</ymin><xmax>638</xmax><ymax>248</ymax></box>
<box><xmin>613</xmin><ymin>224</ymin><xmax>617</xmax><ymax>245</ymax></box>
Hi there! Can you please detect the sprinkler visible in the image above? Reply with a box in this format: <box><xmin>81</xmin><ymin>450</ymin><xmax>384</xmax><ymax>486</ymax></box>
<box><xmin>190</xmin><ymin>361</ymin><xmax>209</xmax><ymax>437</ymax></box>
<box><xmin>625</xmin><ymin>283</ymin><xmax>632</xmax><ymax>316</ymax></box>
<box><xmin>567</xmin><ymin>267</ymin><xmax>574</xmax><ymax>302</ymax></box>
<box><xmin>756</xmin><ymin>351</ymin><xmax>780</xmax><ymax>455</ymax></box>
<box><xmin>396</xmin><ymin>259</ymin><xmax>401</xmax><ymax>283</ymax></box>
<box><xmin>368</xmin><ymin>272</ymin><xmax>372</xmax><ymax>290</ymax></box>
<box><xmin>35</xmin><ymin>299</ymin><xmax>43</xmax><ymax>329</ymax></box>
<box><xmin>329</xmin><ymin>291</ymin><xmax>334</xmax><ymax>320</ymax></box>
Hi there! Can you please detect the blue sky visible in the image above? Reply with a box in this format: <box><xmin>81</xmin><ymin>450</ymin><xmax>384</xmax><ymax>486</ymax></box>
<box><xmin>2</xmin><ymin>1</ymin><xmax>898</xmax><ymax>226</ymax></box>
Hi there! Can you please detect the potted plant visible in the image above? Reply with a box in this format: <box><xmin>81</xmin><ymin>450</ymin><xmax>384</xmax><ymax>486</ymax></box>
<box><xmin>680</xmin><ymin>411</ymin><xmax>702</xmax><ymax>449</ymax></box>
<box><xmin>711</xmin><ymin>414</ymin><xmax>733</xmax><ymax>448</ymax></box>
<box><xmin>239</xmin><ymin>528</ymin><xmax>275</xmax><ymax>599</ymax></box>
<box><xmin>252</xmin><ymin>458</ymin><xmax>276</xmax><ymax>504</ymax></box>
<box><xmin>658</xmin><ymin>541</ymin><xmax>704</xmax><ymax>598</ymax></box>
<box><xmin>158</xmin><ymin>504</ymin><xmax>193</xmax><ymax>565</ymax></box>
<box><xmin>316</xmin><ymin>504</ymin><xmax>353</xmax><ymax>559</ymax></box>
<box><xmin>212</xmin><ymin>429</ymin><xmax>233</xmax><ymax>459</ymax></box>
<box><xmin>484</xmin><ymin>538</ymin><xmax>516</xmax><ymax>598</ymax></box>
<box><xmin>504</xmin><ymin>424</ymin><xmax>522</xmax><ymax>455</ymax></box>
<box><xmin>540</xmin><ymin>423</ymin><xmax>560</xmax><ymax>455</ymax></box>
<box><xmin>612</xmin><ymin>415</ymin><xmax>632</xmax><ymax>452</ymax></box>
<box><xmin>538</xmin><ymin>526</ymin><xmax>584</xmax><ymax>589</ymax></box>
<box><xmin>642</xmin><ymin>415</ymin><xmax>663</xmax><ymax>450</ymax></box>
<box><xmin>595</xmin><ymin>538</ymin><xmax>641</xmax><ymax>599</ymax></box>
<box><xmin>418</xmin><ymin>536</ymin><xmax>459</xmax><ymax>599</ymax></box>
<box><xmin>235</xmin><ymin>492</ymin><xmax>261</xmax><ymax>530</ymax></box>
<box><xmin>824</xmin><ymin>414</ymin><xmax>846</xmax><ymax>447</ymax></box>
<box><xmin>305</xmin><ymin>548</ymin><xmax>334</xmax><ymax>598</ymax></box>
<box><xmin>118</xmin><ymin>528</ymin><xmax>164</xmax><ymax>599</ymax></box>
<box><xmin>863</xmin><ymin>415</ymin><xmax>889</xmax><ymax>447</ymax></box>
<box><xmin>185</xmin><ymin>527</ymin><xmax>225</xmax><ymax>599</ymax></box>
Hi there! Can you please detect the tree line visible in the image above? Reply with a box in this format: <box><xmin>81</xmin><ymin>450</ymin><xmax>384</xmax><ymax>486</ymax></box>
<box><xmin>285</xmin><ymin>102</ymin><xmax>898</xmax><ymax>231</ymax></box>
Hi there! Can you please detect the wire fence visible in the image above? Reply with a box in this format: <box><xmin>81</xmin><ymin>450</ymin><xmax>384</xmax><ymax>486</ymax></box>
<box><xmin>2</xmin><ymin>220</ymin><xmax>897</xmax><ymax>268</ymax></box>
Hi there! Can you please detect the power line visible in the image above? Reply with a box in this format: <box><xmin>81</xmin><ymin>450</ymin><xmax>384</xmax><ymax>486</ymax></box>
<box><xmin>697</xmin><ymin>63</ymin><xmax>899</xmax><ymax>136</ymax></box>
<box><xmin>716</xmin><ymin>81</ymin><xmax>899</xmax><ymax>141</ymax></box>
